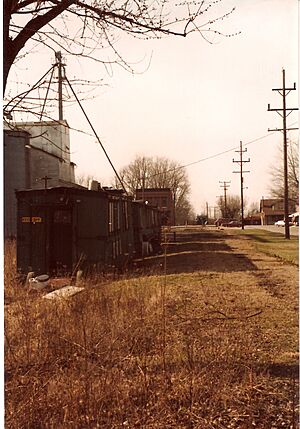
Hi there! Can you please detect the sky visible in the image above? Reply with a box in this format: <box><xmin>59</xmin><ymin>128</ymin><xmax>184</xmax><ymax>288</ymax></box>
<box><xmin>5</xmin><ymin>0</ymin><xmax>299</xmax><ymax>215</ymax></box>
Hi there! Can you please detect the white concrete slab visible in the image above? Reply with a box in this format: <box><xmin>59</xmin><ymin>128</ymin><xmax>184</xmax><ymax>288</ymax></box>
<box><xmin>43</xmin><ymin>286</ymin><xmax>84</xmax><ymax>300</ymax></box>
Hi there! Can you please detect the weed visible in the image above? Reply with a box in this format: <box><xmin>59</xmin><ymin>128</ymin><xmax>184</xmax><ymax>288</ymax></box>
<box><xmin>5</xmin><ymin>230</ymin><xmax>299</xmax><ymax>428</ymax></box>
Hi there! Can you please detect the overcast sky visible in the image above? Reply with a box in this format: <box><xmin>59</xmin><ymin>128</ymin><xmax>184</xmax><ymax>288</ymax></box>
<box><xmin>6</xmin><ymin>0</ymin><xmax>299</xmax><ymax>215</ymax></box>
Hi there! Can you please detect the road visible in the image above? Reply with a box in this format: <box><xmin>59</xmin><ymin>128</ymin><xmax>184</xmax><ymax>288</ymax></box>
<box><xmin>245</xmin><ymin>224</ymin><xmax>299</xmax><ymax>236</ymax></box>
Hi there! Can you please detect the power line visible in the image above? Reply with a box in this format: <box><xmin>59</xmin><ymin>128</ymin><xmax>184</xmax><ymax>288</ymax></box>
<box><xmin>147</xmin><ymin>126</ymin><xmax>297</xmax><ymax>180</ymax></box>
<box><xmin>3</xmin><ymin>65</ymin><xmax>54</xmax><ymax>117</ymax></box>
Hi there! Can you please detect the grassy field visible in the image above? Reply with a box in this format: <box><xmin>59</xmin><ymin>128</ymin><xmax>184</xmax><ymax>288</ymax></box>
<box><xmin>228</xmin><ymin>228</ymin><xmax>299</xmax><ymax>266</ymax></box>
<box><xmin>5</xmin><ymin>231</ymin><xmax>299</xmax><ymax>428</ymax></box>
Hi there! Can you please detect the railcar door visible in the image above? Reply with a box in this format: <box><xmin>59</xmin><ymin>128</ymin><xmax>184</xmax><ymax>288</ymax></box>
<box><xmin>50</xmin><ymin>208</ymin><xmax>73</xmax><ymax>274</ymax></box>
<box><xmin>28</xmin><ymin>207</ymin><xmax>48</xmax><ymax>274</ymax></box>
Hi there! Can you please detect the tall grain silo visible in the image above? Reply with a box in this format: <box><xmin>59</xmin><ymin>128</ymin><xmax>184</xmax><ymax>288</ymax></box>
<box><xmin>4</xmin><ymin>120</ymin><xmax>77</xmax><ymax>238</ymax></box>
<box><xmin>4</xmin><ymin>128</ymin><xmax>31</xmax><ymax>237</ymax></box>
<box><xmin>14</xmin><ymin>120</ymin><xmax>75</xmax><ymax>188</ymax></box>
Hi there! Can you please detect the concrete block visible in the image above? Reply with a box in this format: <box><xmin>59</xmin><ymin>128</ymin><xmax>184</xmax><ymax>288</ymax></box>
<box><xmin>43</xmin><ymin>285</ymin><xmax>84</xmax><ymax>300</ymax></box>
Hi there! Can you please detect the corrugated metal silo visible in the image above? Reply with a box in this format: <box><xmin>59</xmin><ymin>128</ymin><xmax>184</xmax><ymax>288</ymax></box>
<box><xmin>4</xmin><ymin>129</ymin><xmax>31</xmax><ymax>237</ymax></box>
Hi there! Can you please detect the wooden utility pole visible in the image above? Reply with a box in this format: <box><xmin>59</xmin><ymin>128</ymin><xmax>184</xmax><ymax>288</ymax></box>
<box><xmin>233</xmin><ymin>141</ymin><xmax>250</xmax><ymax>229</ymax></box>
<box><xmin>41</xmin><ymin>175</ymin><xmax>52</xmax><ymax>189</ymax></box>
<box><xmin>268</xmin><ymin>69</ymin><xmax>298</xmax><ymax>239</ymax></box>
<box><xmin>219</xmin><ymin>181</ymin><xmax>230</xmax><ymax>218</ymax></box>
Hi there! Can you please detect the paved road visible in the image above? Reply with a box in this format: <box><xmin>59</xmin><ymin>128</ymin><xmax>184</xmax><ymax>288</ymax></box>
<box><xmin>245</xmin><ymin>224</ymin><xmax>299</xmax><ymax>237</ymax></box>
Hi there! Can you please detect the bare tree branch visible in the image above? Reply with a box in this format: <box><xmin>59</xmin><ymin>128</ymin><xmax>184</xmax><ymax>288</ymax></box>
<box><xmin>269</xmin><ymin>140</ymin><xmax>299</xmax><ymax>205</ymax></box>
<box><xmin>115</xmin><ymin>155</ymin><xmax>195</xmax><ymax>223</ymax></box>
<box><xmin>4</xmin><ymin>0</ymin><xmax>238</xmax><ymax>94</ymax></box>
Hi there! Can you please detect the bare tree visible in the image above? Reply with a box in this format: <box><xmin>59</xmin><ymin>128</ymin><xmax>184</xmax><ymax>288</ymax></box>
<box><xmin>246</xmin><ymin>202</ymin><xmax>259</xmax><ymax>217</ymax></box>
<box><xmin>76</xmin><ymin>173</ymin><xmax>100</xmax><ymax>187</ymax></box>
<box><xmin>4</xmin><ymin>1</ymin><xmax>238</xmax><ymax>94</ymax></box>
<box><xmin>115</xmin><ymin>155</ymin><xmax>194</xmax><ymax>223</ymax></box>
<box><xmin>269</xmin><ymin>140</ymin><xmax>299</xmax><ymax>207</ymax></box>
<box><xmin>176</xmin><ymin>199</ymin><xmax>196</xmax><ymax>225</ymax></box>
<box><xmin>217</xmin><ymin>194</ymin><xmax>242</xmax><ymax>220</ymax></box>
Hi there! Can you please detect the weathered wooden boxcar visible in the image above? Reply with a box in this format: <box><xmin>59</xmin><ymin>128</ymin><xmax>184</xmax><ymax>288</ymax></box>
<box><xmin>132</xmin><ymin>201</ymin><xmax>161</xmax><ymax>255</ymax></box>
<box><xmin>16</xmin><ymin>186</ymin><xmax>161</xmax><ymax>275</ymax></box>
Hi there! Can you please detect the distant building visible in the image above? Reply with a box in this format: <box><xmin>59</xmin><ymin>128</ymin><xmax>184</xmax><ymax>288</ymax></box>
<box><xmin>259</xmin><ymin>198</ymin><xmax>296</xmax><ymax>225</ymax></box>
<box><xmin>135</xmin><ymin>188</ymin><xmax>174</xmax><ymax>225</ymax></box>
<box><xmin>4</xmin><ymin>120</ymin><xmax>76</xmax><ymax>237</ymax></box>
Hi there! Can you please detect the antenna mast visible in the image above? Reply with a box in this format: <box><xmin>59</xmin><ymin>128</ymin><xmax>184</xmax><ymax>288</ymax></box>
<box><xmin>55</xmin><ymin>51</ymin><xmax>65</xmax><ymax>121</ymax></box>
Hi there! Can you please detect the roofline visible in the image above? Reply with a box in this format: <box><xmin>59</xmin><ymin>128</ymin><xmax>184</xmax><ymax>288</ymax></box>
<box><xmin>135</xmin><ymin>188</ymin><xmax>172</xmax><ymax>192</ymax></box>
<box><xmin>13</xmin><ymin>119</ymin><xmax>69</xmax><ymax>128</ymax></box>
<box><xmin>15</xmin><ymin>185</ymin><xmax>131</xmax><ymax>198</ymax></box>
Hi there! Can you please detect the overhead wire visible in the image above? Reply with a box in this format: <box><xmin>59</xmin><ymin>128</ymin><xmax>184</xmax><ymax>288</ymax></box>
<box><xmin>4</xmin><ymin>65</ymin><xmax>55</xmax><ymax>114</ymax></box>
<box><xmin>146</xmin><ymin>124</ymin><xmax>298</xmax><ymax>180</ymax></box>
<box><xmin>5</xmin><ymin>53</ymin><xmax>297</xmax><ymax>191</ymax></box>
<box><xmin>64</xmin><ymin>74</ymin><xmax>128</xmax><ymax>194</ymax></box>
<box><xmin>40</xmin><ymin>66</ymin><xmax>55</xmax><ymax>120</ymax></box>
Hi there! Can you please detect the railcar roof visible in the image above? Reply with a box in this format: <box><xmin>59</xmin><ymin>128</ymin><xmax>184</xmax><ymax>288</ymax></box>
<box><xmin>15</xmin><ymin>186</ymin><xmax>129</xmax><ymax>198</ymax></box>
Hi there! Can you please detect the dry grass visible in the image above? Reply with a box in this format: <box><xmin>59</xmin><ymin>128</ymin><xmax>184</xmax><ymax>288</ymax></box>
<box><xmin>4</xmin><ymin>240</ymin><xmax>28</xmax><ymax>305</ymax></box>
<box><xmin>4</xmin><ymin>233</ymin><xmax>299</xmax><ymax>428</ymax></box>
<box><xmin>228</xmin><ymin>228</ymin><xmax>299</xmax><ymax>266</ymax></box>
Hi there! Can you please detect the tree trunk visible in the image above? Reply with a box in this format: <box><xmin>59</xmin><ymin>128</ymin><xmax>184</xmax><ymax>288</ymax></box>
<box><xmin>3</xmin><ymin>0</ymin><xmax>74</xmax><ymax>96</ymax></box>
<box><xmin>3</xmin><ymin>0</ymin><xmax>12</xmax><ymax>95</ymax></box>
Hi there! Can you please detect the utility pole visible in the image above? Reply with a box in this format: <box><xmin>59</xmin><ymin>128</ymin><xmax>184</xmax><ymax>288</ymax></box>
<box><xmin>219</xmin><ymin>181</ymin><xmax>230</xmax><ymax>218</ymax></box>
<box><xmin>41</xmin><ymin>175</ymin><xmax>52</xmax><ymax>189</ymax></box>
<box><xmin>55</xmin><ymin>51</ymin><xmax>65</xmax><ymax>121</ymax></box>
<box><xmin>233</xmin><ymin>141</ymin><xmax>250</xmax><ymax>230</ymax></box>
<box><xmin>268</xmin><ymin>69</ymin><xmax>298</xmax><ymax>240</ymax></box>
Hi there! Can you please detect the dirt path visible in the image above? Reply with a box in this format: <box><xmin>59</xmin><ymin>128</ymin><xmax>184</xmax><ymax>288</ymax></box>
<box><xmin>139</xmin><ymin>227</ymin><xmax>298</xmax><ymax>292</ymax></box>
<box><xmin>137</xmin><ymin>227</ymin><xmax>299</xmax><ymax>370</ymax></box>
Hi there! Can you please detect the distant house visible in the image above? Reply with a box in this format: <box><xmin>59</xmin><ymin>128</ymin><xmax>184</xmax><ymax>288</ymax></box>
<box><xmin>135</xmin><ymin>188</ymin><xmax>174</xmax><ymax>225</ymax></box>
<box><xmin>4</xmin><ymin>120</ymin><xmax>77</xmax><ymax>237</ymax></box>
<box><xmin>259</xmin><ymin>198</ymin><xmax>296</xmax><ymax>225</ymax></box>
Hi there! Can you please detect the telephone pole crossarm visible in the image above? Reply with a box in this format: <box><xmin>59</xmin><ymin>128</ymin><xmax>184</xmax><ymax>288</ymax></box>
<box><xmin>272</xmin><ymin>82</ymin><xmax>296</xmax><ymax>92</ymax></box>
<box><xmin>268</xmin><ymin>127</ymin><xmax>298</xmax><ymax>132</ymax></box>
<box><xmin>267</xmin><ymin>106</ymin><xmax>298</xmax><ymax>112</ymax></box>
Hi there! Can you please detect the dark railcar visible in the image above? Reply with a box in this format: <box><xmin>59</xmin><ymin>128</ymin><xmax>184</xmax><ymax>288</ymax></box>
<box><xmin>16</xmin><ymin>187</ymin><xmax>135</xmax><ymax>274</ymax></box>
<box><xmin>16</xmin><ymin>186</ymin><xmax>161</xmax><ymax>275</ymax></box>
<box><xmin>132</xmin><ymin>201</ymin><xmax>161</xmax><ymax>256</ymax></box>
